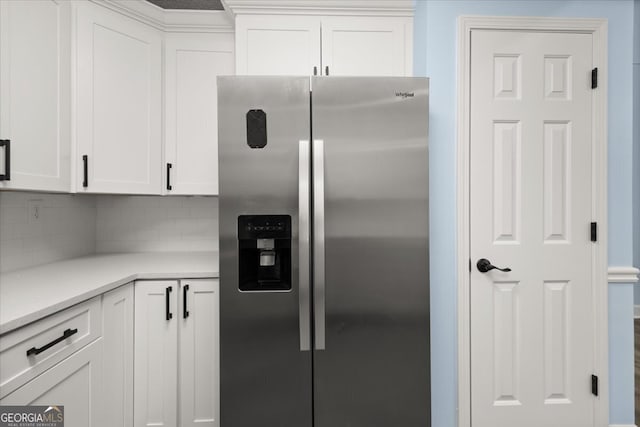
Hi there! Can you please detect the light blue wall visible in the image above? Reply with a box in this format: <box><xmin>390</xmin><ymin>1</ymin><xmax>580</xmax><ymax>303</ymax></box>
<box><xmin>413</xmin><ymin>1</ymin><xmax>636</xmax><ymax>425</ymax></box>
<box><xmin>634</xmin><ymin>0</ymin><xmax>640</xmax><ymax>305</ymax></box>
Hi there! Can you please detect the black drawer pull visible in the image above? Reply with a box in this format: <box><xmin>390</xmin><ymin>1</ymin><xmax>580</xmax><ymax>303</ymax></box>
<box><xmin>183</xmin><ymin>284</ymin><xmax>190</xmax><ymax>319</ymax></box>
<box><xmin>166</xmin><ymin>286</ymin><xmax>173</xmax><ymax>320</ymax></box>
<box><xmin>26</xmin><ymin>328</ymin><xmax>78</xmax><ymax>357</ymax></box>
<box><xmin>0</xmin><ymin>139</ymin><xmax>10</xmax><ymax>181</ymax></box>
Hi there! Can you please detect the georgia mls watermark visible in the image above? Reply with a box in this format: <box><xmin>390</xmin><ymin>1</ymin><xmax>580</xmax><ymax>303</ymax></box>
<box><xmin>0</xmin><ymin>406</ymin><xmax>64</xmax><ymax>427</ymax></box>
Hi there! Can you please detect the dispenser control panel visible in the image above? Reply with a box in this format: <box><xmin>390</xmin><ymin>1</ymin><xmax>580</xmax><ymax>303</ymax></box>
<box><xmin>237</xmin><ymin>215</ymin><xmax>291</xmax><ymax>292</ymax></box>
<box><xmin>238</xmin><ymin>215</ymin><xmax>291</xmax><ymax>239</ymax></box>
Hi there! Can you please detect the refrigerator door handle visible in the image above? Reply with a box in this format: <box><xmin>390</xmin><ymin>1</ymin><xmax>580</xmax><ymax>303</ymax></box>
<box><xmin>313</xmin><ymin>139</ymin><xmax>326</xmax><ymax>350</ymax></box>
<box><xmin>298</xmin><ymin>140</ymin><xmax>311</xmax><ymax>351</ymax></box>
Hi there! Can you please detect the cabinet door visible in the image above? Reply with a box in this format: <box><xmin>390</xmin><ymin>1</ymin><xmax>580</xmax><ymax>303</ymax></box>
<box><xmin>134</xmin><ymin>281</ymin><xmax>178</xmax><ymax>427</ymax></box>
<box><xmin>102</xmin><ymin>284</ymin><xmax>134</xmax><ymax>427</ymax></box>
<box><xmin>179</xmin><ymin>279</ymin><xmax>219</xmax><ymax>427</ymax></box>
<box><xmin>0</xmin><ymin>0</ymin><xmax>71</xmax><ymax>191</ymax></box>
<box><xmin>320</xmin><ymin>16</ymin><xmax>412</xmax><ymax>76</ymax></box>
<box><xmin>235</xmin><ymin>15</ymin><xmax>320</xmax><ymax>76</ymax></box>
<box><xmin>0</xmin><ymin>340</ymin><xmax>102</xmax><ymax>427</ymax></box>
<box><xmin>75</xmin><ymin>2</ymin><xmax>162</xmax><ymax>194</ymax></box>
<box><xmin>164</xmin><ymin>33</ymin><xmax>234</xmax><ymax>195</ymax></box>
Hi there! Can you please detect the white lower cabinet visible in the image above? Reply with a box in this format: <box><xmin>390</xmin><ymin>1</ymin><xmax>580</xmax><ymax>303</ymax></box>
<box><xmin>179</xmin><ymin>279</ymin><xmax>220</xmax><ymax>427</ymax></box>
<box><xmin>134</xmin><ymin>279</ymin><xmax>219</xmax><ymax>427</ymax></box>
<box><xmin>102</xmin><ymin>284</ymin><xmax>134</xmax><ymax>427</ymax></box>
<box><xmin>0</xmin><ymin>339</ymin><xmax>103</xmax><ymax>427</ymax></box>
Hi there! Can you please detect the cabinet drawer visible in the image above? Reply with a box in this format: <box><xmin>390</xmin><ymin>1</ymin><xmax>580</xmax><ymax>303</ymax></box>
<box><xmin>0</xmin><ymin>297</ymin><xmax>102</xmax><ymax>398</ymax></box>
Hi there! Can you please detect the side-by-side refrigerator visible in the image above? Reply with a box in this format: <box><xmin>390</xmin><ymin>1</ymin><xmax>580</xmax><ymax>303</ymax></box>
<box><xmin>218</xmin><ymin>76</ymin><xmax>430</xmax><ymax>427</ymax></box>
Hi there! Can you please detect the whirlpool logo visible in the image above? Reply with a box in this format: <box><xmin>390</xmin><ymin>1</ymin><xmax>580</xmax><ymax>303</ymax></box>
<box><xmin>0</xmin><ymin>406</ymin><xmax>64</xmax><ymax>427</ymax></box>
<box><xmin>395</xmin><ymin>92</ymin><xmax>415</xmax><ymax>99</ymax></box>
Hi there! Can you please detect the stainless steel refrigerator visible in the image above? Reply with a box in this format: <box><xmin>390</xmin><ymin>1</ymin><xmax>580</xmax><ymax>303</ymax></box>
<box><xmin>218</xmin><ymin>76</ymin><xmax>430</xmax><ymax>427</ymax></box>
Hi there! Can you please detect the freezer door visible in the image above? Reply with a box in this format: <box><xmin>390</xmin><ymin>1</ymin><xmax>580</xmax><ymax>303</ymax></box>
<box><xmin>218</xmin><ymin>76</ymin><xmax>313</xmax><ymax>427</ymax></box>
<box><xmin>311</xmin><ymin>77</ymin><xmax>430</xmax><ymax>427</ymax></box>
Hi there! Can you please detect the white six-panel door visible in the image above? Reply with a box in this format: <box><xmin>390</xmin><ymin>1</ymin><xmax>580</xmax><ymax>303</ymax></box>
<box><xmin>470</xmin><ymin>30</ymin><xmax>595</xmax><ymax>427</ymax></box>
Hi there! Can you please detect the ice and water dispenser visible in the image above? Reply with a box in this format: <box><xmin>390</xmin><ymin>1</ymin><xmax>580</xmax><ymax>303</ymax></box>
<box><xmin>237</xmin><ymin>215</ymin><xmax>291</xmax><ymax>291</ymax></box>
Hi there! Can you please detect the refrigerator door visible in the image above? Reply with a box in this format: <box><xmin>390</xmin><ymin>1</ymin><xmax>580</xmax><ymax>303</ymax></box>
<box><xmin>218</xmin><ymin>76</ymin><xmax>313</xmax><ymax>427</ymax></box>
<box><xmin>311</xmin><ymin>77</ymin><xmax>430</xmax><ymax>427</ymax></box>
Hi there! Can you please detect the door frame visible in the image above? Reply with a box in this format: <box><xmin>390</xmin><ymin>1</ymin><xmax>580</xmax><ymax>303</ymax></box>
<box><xmin>456</xmin><ymin>16</ymin><xmax>609</xmax><ymax>427</ymax></box>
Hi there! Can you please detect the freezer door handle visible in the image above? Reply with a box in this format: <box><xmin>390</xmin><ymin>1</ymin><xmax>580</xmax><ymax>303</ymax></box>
<box><xmin>313</xmin><ymin>139</ymin><xmax>326</xmax><ymax>350</ymax></box>
<box><xmin>298</xmin><ymin>140</ymin><xmax>311</xmax><ymax>351</ymax></box>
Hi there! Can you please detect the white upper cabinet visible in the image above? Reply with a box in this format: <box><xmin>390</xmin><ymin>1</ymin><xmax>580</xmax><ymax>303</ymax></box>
<box><xmin>0</xmin><ymin>0</ymin><xmax>71</xmax><ymax>192</ymax></box>
<box><xmin>235</xmin><ymin>15</ymin><xmax>321</xmax><ymax>76</ymax></box>
<box><xmin>320</xmin><ymin>16</ymin><xmax>412</xmax><ymax>77</ymax></box>
<box><xmin>75</xmin><ymin>1</ymin><xmax>162</xmax><ymax>194</ymax></box>
<box><xmin>164</xmin><ymin>32</ymin><xmax>234</xmax><ymax>195</ymax></box>
<box><xmin>230</xmin><ymin>1</ymin><xmax>414</xmax><ymax>77</ymax></box>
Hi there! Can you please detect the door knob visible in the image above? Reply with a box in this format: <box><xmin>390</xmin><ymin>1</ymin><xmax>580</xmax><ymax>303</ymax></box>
<box><xmin>476</xmin><ymin>258</ymin><xmax>511</xmax><ymax>273</ymax></box>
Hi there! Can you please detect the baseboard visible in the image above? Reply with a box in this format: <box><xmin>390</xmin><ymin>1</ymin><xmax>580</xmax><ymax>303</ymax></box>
<box><xmin>635</xmin><ymin>305</ymin><xmax>640</xmax><ymax>319</ymax></box>
<box><xmin>609</xmin><ymin>424</ymin><xmax>638</xmax><ymax>427</ymax></box>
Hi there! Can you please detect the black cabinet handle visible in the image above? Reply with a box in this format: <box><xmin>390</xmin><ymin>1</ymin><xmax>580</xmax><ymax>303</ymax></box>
<box><xmin>166</xmin><ymin>286</ymin><xmax>173</xmax><ymax>320</ymax></box>
<box><xmin>82</xmin><ymin>155</ymin><xmax>88</xmax><ymax>188</ymax></box>
<box><xmin>477</xmin><ymin>258</ymin><xmax>511</xmax><ymax>273</ymax></box>
<box><xmin>0</xmin><ymin>139</ymin><xmax>10</xmax><ymax>181</ymax></box>
<box><xmin>166</xmin><ymin>163</ymin><xmax>172</xmax><ymax>191</ymax></box>
<box><xmin>325</xmin><ymin>66</ymin><xmax>329</xmax><ymax>76</ymax></box>
<box><xmin>183</xmin><ymin>284</ymin><xmax>190</xmax><ymax>319</ymax></box>
<box><xmin>26</xmin><ymin>328</ymin><xmax>78</xmax><ymax>357</ymax></box>
<box><xmin>313</xmin><ymin>66</ymin><xmax>318</xmax><ymax>76</ymax></box>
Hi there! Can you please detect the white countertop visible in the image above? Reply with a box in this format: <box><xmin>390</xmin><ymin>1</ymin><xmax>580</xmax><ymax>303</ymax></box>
<box><xmin>0</xmin><ymin>252</ymin><xmax>218</xmax><ymax>335</ymax></box>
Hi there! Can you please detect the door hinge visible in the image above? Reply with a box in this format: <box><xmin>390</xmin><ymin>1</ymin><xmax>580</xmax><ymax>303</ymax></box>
<box><xmin>591</xmin><ymin>374</ymin><xmax>599</xmax><ymax>396</ymax></box>
<box><xmin>590</xmin><ymin>222</ymin><xmax>597</xmax><ymax>242</ymax></box>
<box><xmin>591</xmin><ymin>68</ymin><xmax>598</xmax><ymax>89</ymax></box>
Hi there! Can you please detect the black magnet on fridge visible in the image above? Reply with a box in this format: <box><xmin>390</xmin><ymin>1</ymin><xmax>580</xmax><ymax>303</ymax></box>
<box><xmin>246</xmin><ymin>109</ymin><xmax>267</xmax><ymax>148</ymax></box>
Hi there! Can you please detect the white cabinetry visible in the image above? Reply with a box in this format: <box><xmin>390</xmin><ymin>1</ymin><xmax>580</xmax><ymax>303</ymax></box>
<box><xmin>0</xmin><ymin>0</ymin><xmax>71</xmax><ymax>191</ymax></box>
<box><xmin>134</xmin><ymin>280</ymin><xmax>178</xmax><ymax>427</ymax></box>
<box><xmin>164</xmin><ymin>32</ymin><xmax>234</xmax><ymax>195</ymax></box>
<box><xmin>102</xmin><ymin>284</ymin><xmax>134</xmax><ymax>427</ymax></box>
<box><xmin>0</xmin><ymin>297</ymin><xmax>103</xmax><ymax>427</ymax></box>
<box><xmin>235</xmin><ymin>15</ymin><xmax>321</xmax><ymax>76</ymax></box>
<box><xmin>179</xmin><ymin>279</ymin><xmax>220</xmax><ymax>427</ymax></box>
<box><xmin>235</xmin><ymin>14</ymin><xmax>412</xmax><ymax>76</ymax></box>
<box><xmin>134</xmin><ymin>279</ymin><xmax>219</xmax><ymax>427</ymax></box>
<box><xmin>75</xmin><ymin>1</ymin><xmax>162</xmax><ymax>194</ymax></box>
<box><xmin>0</xmin><ymin>341</ymin><xmax>103</xmax><ymax>427</ymax></box>
<box><xmin>320</xmin><ymin>16</ymin><xmax>412</xmax><ymax>77</ymax></box>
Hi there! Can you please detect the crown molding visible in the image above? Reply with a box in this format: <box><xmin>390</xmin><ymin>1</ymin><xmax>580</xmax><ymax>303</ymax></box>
<box><xmin>220</xmin><ymin>0</ymin><xmax>414</xmax><ymax>17</ymax></box>
<box><xmin>607</xmin><ymin>266</ymin><xmax>640</xmax><ymax>283</ymax></box>
<box><xmin>91</xmin><ymin>0</ymin><xmax>234</xmax><ymax>32</ymax></box>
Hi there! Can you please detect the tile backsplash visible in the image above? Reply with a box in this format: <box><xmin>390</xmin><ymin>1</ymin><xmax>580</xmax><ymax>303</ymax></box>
<box><xmin>0</xmin><ymin>192</ymin><xmax>219</xmax><ymax>273</ymax></box>
<box><xmin>95</xmin><ymin>196</ymin><xmax>218</xmax><ymax>253</ymax></box>
<box><xmin>0</xmin><ymin>192</ymin><xmax>96</xmax><ymax>273</ymax></box>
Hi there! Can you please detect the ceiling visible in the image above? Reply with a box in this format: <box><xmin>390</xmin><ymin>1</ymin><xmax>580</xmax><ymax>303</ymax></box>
<box><xmin>146</xmin><ymin>0</ymin><xmax>224</xmax><ymax>10</ymax></box>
